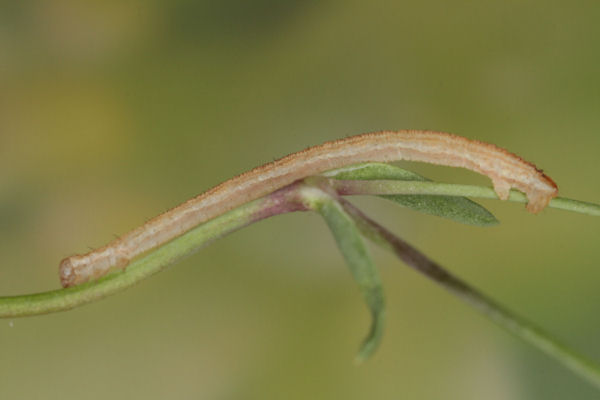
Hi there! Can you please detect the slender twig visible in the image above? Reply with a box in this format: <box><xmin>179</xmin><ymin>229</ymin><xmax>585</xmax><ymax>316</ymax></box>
<box><xmin>330</xmin><ymin>179</ymin><xmax>600</xmax><ymax>216</ymax></box>
<box><xmin>335</xmin><ymin>196</ymin><xmax>600</xmax><ymax>389</ymax></box>
<box><xmin>1</xmin><ymin>172</ymin><xmax>598</xmax><ymax>361</ymax></box>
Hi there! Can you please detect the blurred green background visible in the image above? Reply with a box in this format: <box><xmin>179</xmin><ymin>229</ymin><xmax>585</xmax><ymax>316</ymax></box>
<box><xmin>1</xmin><ymin>1</ymin><xmax>599</xmax><ymax>399</ymax></box>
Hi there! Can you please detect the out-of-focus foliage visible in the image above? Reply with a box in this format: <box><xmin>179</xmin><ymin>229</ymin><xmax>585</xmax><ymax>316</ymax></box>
<box><xmin>1</xmin><ymin>1</ymin><xmax>599</xmax><ymax>399</ymax></box>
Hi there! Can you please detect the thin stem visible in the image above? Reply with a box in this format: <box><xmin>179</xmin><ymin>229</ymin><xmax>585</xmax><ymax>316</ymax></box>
<box><xmin>0</xmin><ymin>184</ymin><xmax>306</xmax><ymax>318</ymax></box>
<box><xmin>330</xmin><ymin>179</ymin><xmax>600</xmax><ymax>216</ymax></box>
<box><xmin>337</xmin><ymin>197</ymin><xmax>600</xmax><ymax>389</ymax></box>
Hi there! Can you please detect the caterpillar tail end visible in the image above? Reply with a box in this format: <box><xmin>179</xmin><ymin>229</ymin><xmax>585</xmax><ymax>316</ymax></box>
<box><xmin>59</xmin><ymin>256</ymin><xmax>80</xmax><ymax>288</ymax></box>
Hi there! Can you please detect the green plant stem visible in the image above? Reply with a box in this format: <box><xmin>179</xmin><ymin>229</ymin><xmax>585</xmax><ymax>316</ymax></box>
<box><xmin>331</xmin><ymin>179</ymin><xmax>600</xmax><ymax>216</ymax></box>
<box><xmin>336</xmin><ymin>196</ymin><xmax>600</xmax><ymax>389</ymax></box>
<box><xmin>0</xmin><ymin>185</ymin><xmax>305</xmax><ymax>317</ymax></box>
<box><xmin>1</xmin><ymin>175</ymin><xmax>598</xmax><ymax>326</ymax></box>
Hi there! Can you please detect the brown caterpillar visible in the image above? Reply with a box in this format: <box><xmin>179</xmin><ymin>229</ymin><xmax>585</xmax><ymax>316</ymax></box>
<box><xmin>59</xmin><ymin>131</ymin><xmax>558</xmax><ymax>287</ymax></box>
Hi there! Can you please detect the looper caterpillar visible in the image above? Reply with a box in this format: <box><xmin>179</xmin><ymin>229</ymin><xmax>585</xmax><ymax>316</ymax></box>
<box><xmin>59</xmin><ymin>130</ymin><xmax>558</xmax><ymax>287</ymax></box>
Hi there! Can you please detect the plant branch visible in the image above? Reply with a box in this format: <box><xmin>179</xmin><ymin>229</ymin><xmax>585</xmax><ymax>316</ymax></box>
<box><xmin>330</xmin><ymin>179</ymin><xmax>600</xmax><ymax>216</ymax></box>
<box><xmin>336</xmin><ymin>197</ymin><xmax>600</xmax><ymax>389</ymax></box>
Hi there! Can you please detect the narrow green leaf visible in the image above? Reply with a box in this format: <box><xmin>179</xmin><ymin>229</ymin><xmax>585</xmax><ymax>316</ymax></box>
<box><xmin>312</xmin><ymin>194</ymin><xmax>385</xmax><ymax>362</ymax></box>
<box><xmin>325</xmin><ymin>163</ymin><xmax>499</xmax><ymax>226</ymax></box>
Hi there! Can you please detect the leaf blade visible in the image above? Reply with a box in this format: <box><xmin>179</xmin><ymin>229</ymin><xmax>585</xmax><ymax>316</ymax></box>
<box><xmin>311</xmin><ymin>193</ymin><xmax>385</xmax><ymax>362</ymax></box>
<box><xmin>325</xmin><ymin>163</ymin><xmax>499</xmax><ymax>226</ymax></box>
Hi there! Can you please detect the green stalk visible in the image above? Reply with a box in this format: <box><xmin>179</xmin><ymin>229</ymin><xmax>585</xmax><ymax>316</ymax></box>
<box><xmin>331</xmin><ymin>179</ymin><xmax>600</xmax><ymax>216</ymax></box>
